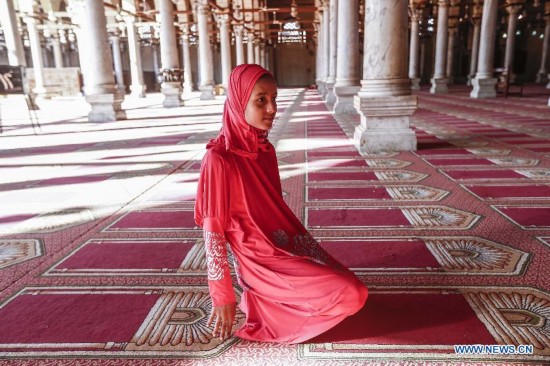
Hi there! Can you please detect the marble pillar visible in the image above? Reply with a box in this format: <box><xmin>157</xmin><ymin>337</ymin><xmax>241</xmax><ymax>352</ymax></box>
<box><xmin>254</xmin><ymin>41</ymin><xmax>261</xmax><ymax>66</ymax></box>
<box><xmin>125</xmin><ymin>17</ymin><xmax>146</xmax><ymax>98</ymax></box>
<box><xmin>52</xmin><ymin>36</ymin><xmax>64</xmax><ymax>68</ymax></box>
<box><xmin>218</xmin><ymin>14</ymin><xmax>231</xmax><ymax>91</ymax></box>
<box><xmin>316</xmin><ymin>8</ymin><xmax>327</xmax><ymax>95</ymax></box>
<box><xmin>159</xmin><ymin>0</ymin><xmax>183</xmax><ymax>107</ymax></box>
<box><xmin>467</xmin><ymin>4</ymin><xmax>482</xmax><ymax>86</ymax></box>
<box><xmin>503</xmin><ymin>1</ymin><xmax>523</xmax><ymax>82</ymax></box>
<box><xmin>321</xmin><ymin>2</ymin><xmax>331</xmax><ymax>98</ymax></box>
<box><xmin>180</xmin><ymin>30</ymin><xmax>194</xmax><ymax>94</ymax></box>
<box><xmin>79</xmin><ymin>0</ymin><xmax>126</xmax><ymax>121</ymax></box>
<box><xmin>110</xmin><ymin>32</ymin><xmax>126</xmax><ymax>94</ymax></box>
<box><xmin>325</xmin><ymin>0</ymin><xmax>338</xmax><ymax>107</ymax></box>
<box><xmin>196</xmin><ymin>2</ymin><xmax>215</xmax><ymax>100</ymax></box>
<box><xmin>354</xmin><ymin>0</ymin><xmax>417</xmax><ymax>152</ymax></box>
<box><xmin>234</xmin><ymin>25</ymin><xmax>245</xmax><ymax>66</ymax></box>
<box><xmin>0</xmin><ymin>0</ymin><xmax>26</xmax><ymax>66</ymax></box>
<box><xmin>315</xmin><ymin>20</ymin><xmax>324</xmax><ymax>90</ymax></box>
<box><xmin>446</xmin><ymin>26</ymin><xmax>458</xmax><ymax>84</ymax></box>
<box><xmin>259</xmin><ymin>43</ymin><xmax>266</xmax><ymax>69</ymax></box>
<box><xmin>21</xmin><ymin>14</ymin><xmax>46</xmax><ymax>96</ymax></box>
<box><xmin>247</xmin><ymin>33</ymin><xmax>255</xmax><ymax>64</ymax></box>
<box><xmin>536</xmin><ymin>5</ymin><xmax>550</xmax><ymax>84</ymax></box>
<box><xmin>430</xmin><ymin>0</ymin><xmax>449</xmax><ymax>94</ymax></box>
<box><xmin>333</xmin><ymin>0</ymin><xmax>360</xmax><ymax>114</ymax></box>
<box><xmin>152</xmin><ymin>43</ymin><xmax>160</xmax><ymax>89</ymax></box>
<box><xmin>409</xmin><ymin>3</ymin><xmax>421</xmax><ymax>90</ymax></box>
<box><xmin>470</xmin><ymin>0</ymin><xmax>498</xmax><ymax>98</ymax></box>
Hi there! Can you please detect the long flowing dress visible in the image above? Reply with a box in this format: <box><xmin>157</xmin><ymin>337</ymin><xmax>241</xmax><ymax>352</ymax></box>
<box><xmin>194</xmin><ymin>64</ymin><xmax>368</xmax><ymax>344</ymax></box>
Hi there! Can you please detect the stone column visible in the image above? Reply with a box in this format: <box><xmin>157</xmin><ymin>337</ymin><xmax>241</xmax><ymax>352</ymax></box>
<box><xmin>20</xmin><ymin>11</ymin><xmax>46</xmax><ymax>96</ymax></box>
<box><xmin>254</xmin><ymin>40</ymin><xmax>261</xmax><ymax>66</ymax></box>
<box><xmin>196</xmin><ymin>1</ymin><xmax>215</xmax><ymax>100</ymax></box>
<box><xmin>180</xmin><ymin>29</ymin><xmax>194</xmax><ymax>94</ymax></box>
<box><xmin>333</xmin><ymin>0</ymin><xmax>360</xmax><ymax>114</ymax></box>
<box><xmin>78</xmin><ymin>0</ymin><xmax>126</xmax><ymax>121</ymax></box>
<box><xmin>321</xmin><ymin>1</ymin><xmax>331</xmax><ymax>98</ymax></box>
<box><xmin>259</xmin><ymin>42</ymin><xmax>266</xmax><ymax>68</ymax></box>
<box><xmin>409</xmin><ymin>2</ymin><xmax>422</xmax><ymax>90</ymax></box>
<box><xmin>51</xmin><ymin>35</ymin><xmax>64</xmax><ymax>68</ymax></box>
<box><xmin>110</xmin><ymin>31</ymin><xmax>126</xmax><ymax>94</ymax></box>
<box><xmin>315</xmin><ymin>21</ymin><xmax>324</xmax><ymax>89</ymax></box>
<box><xmin>446</xmin><ymin>25</ymin><xmax>458</xmax><ymax>84</ymax></box>
<box><xmin>325</xmin><ymin>0</ymin><xmax>338</xmax><ymax>106</ymax></box>
<box><xmin>467</xmin><ymin>2</ymin><xmax>483</xmax><ymax>86</ymax></box>
<box><xmin>536</xmin><ymin>3</ymin><xmax>550</xmax><ymax>83</ymax></box>
<box><xmin>0</xmin><ymin>0</ymin><xmax>26</xmax><ymax>66</ymax></box>
<box><xmin>125</xmin><ymin>16</ymin><xmax>146</xmax><ymax>98</ymax></box>
<box><xmin>247</xmin><ymin>32</ymin><xmax>255</xmax><ymax>64</ymax></box>
<box><xmin>503</xmin><ymin>1</ymin><xmax>524</xmax><ymax>82</ymax></box>
<box><xmin>234</xmin><ymin>25</ymin><xmax>245</xmax><ymax>65</ymax></box>
<box><xmin>316</xmin><ymin>8</ymin><xmax>326</xmax><ymax>94</ymax></box>
<box><xmin>152</xmin><ymin>43</ymin><xmax>160</xmax><ymax>89</ymax></box>
<box><xmin>470</xmin><ymin>0</ymin><xmax>498</xmax><ymax>98</ymax></box>
<box><xmin>430</xmin><ymin>0</ymin><xmax>449</xmax><ymax>94</ymax></box>
<box><xmin>354</xmin><ymin>0</ymin><xmax>417</xmax><ymax>152</ymax></box>
<box><xmin>159</xmin><ymin>0</ymin><xmax>183</xmax><ymax>107</ymax></box>
<box><xmin>217</xmin><ymin>14</ymin><xmax>231</xmax><ymax>91</ymax></box>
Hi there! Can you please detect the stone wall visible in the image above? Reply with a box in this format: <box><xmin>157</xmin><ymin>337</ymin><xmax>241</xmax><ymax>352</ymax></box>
<box><xmin>26</xmin><ymin>67</ymin><xmax>82</xmax><ymax>97</ymax></box>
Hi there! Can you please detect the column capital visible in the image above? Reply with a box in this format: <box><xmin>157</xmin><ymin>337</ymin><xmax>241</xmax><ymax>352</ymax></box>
<box><xmin>438</xmin><ymin>0</ymin><xmax>450</xmax><ymax>8</ymax></box>
<box><xmin>233</xmin><ymin>24</ymin><xmax>244</xmax><ymax>36</ymax></box>
<box><xmin>123</xmin><ymin>15</ymin><xmax>137</xmax><ymax>25</ymax></box>
<box><xmin>472</xmin><ymin>1</ymin><xmax>483</xmax><ymax>20</ymax></box>
<box><xmin>215</xmin><ymin>13</ymin><xmax>230</xmax><ymax>26</ymax></box>
<box><xmin>505</xmin><ymin>1</ymin><xmax>524</xmax><ymax>14</ymax></box>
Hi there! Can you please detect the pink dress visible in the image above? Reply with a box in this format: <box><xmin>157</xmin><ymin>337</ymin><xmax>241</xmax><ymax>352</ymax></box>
<box><xmin>194</xmin><ymin>64</ymin><xmax>368</xmax><ymax>344</ymax></box>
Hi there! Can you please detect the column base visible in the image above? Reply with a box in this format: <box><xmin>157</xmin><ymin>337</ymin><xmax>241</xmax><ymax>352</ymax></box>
<box><xmin>535</xmin><ymin>72</ymin><xmax>547</xmax><ymax>84</ymax></box>
<box><xmin>86</xmin><ymin>92</ymin><xmax>126</xmax><ymax>122</ymax></box>
<box><xmin>333</xmin><ymin>85</ymin><xmax>360</xmax><ymax>115</ymax></box>
<box><xmin>324</xmin><ymin>82</ymin><xmax>336</xmax><ymax>107</ymax></box>
<box><xmin>410</xmin><ymin>78</ymin><xmax>420</xmax><ymax>90</ymax></box>
<box><xmin>470</xmin><ymin>77</ymin><xmax>497</xmax><ymax>99</ymax></box>
<box><xmin>353</xmin><ymin>94</ymin><xmax>417</xmax><ymax>153</ymax></box>
<box><xmin>130</xmin><ymin>84</ymin><xmax>146</xmax><ymax>98</ymax></box>
<box><xmin>354</xmin><ymin>126</ymin><xmax>417</xmax><ymax>152</ymax></box>
<box><xmin>183</xmin><ymin>82</ymin><xmax>193</xmax><ymax>95</ymax></box>
<box><xmin>161</xmin><ymin>81</ymin><xmax>183</xmax><ymax>108</ymax></box>
<box><xmin>317</xmin><ymin>81</ymin><xmax>326</xmax><ymax>96</ymax></box>
<box><xmin>199</xmin><ymin>84</ymin><xmax>215</xmax><ymax>100</ymax></box>
<box><xmin>430</xmin><ymin>77</ymin><xmax>448</xmax><ymax>94</ymax></box>
<box><xmin>467</xmin><ymin>75</ymin><xmax>474</xmax><ymax>86</ymax></box>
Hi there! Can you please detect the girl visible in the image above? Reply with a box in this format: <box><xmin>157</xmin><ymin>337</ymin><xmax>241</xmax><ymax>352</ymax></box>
<box><xmin>195</xmin><ymin>64</ymin><xmax>367</xmax><ymax>344</ymax></box>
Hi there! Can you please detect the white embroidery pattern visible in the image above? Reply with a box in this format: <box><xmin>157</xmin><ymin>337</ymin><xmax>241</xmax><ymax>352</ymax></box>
<box><xmin>204</xmin><ymin>231</ymin><xmax>228</xmax><ymax>281</ymax></box>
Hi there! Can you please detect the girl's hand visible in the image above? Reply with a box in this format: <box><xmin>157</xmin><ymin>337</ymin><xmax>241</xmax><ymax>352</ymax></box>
<box><xmin>207</xmin><ymin>302</ymin><xmax>237</xmax><ymax>341</ymax></box>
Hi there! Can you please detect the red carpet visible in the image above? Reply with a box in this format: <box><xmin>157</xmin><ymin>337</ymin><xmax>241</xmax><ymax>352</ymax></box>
<box><xmin>0</xmin><ymin>86</ymin><xmax>549</xmax><ymax>365</ymax></box>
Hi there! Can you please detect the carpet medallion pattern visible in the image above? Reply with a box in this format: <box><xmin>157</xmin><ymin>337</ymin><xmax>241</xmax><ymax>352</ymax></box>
<box><xmin>0</xmin><ymin>87</ymin><xmax>548</xmax><ymax>365</ymax></box>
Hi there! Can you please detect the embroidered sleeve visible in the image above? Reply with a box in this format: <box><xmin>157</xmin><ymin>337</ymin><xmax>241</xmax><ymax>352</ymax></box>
<box><xmin>205</xmin><ymin>231</ymin><xmax>229</xmax><ymax>281</ymax></box>
<box><xmin>203</xmin><ymin>221</ymin><xmax>235</xmax><ymax>307</ymax></box>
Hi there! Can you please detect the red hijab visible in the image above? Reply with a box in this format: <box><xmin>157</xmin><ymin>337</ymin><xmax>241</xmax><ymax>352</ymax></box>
<box><xmin>207</xmin><ymin>64</ymin><xmax>274</xmax><ymax>159</ymax></box>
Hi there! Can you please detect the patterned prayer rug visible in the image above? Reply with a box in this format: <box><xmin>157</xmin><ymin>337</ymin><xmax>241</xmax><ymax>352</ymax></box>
<box><xmin>0</xmin><ymin>87</ymin><xmax>548</xmax><ymax>365</ymax></box>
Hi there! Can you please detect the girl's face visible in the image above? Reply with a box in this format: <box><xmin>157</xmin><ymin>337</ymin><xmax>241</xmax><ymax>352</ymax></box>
<box><xmin>244</xmin><ymin>76</ymin><xmax>278</xmax><ymax>131</ymax></box>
